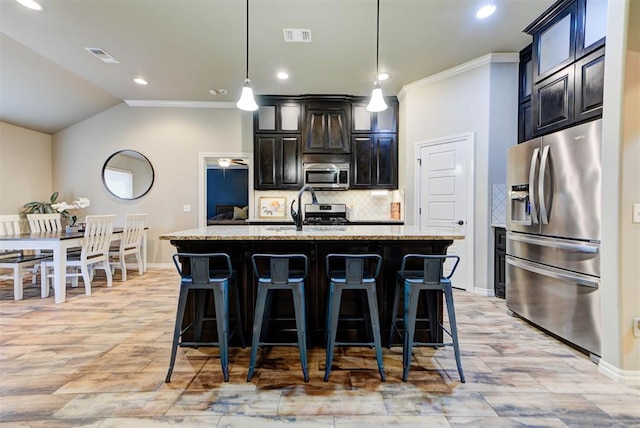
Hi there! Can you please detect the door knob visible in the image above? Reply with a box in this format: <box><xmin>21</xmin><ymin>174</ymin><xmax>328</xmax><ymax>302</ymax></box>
<box><xmin>452</xmin><ymin>220</ymin><xmax>464</xmax><ymax>225</ymax></box>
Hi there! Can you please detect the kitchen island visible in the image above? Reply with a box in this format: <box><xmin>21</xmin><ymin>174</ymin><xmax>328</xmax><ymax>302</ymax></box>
<box><xmin>160</xmin><ymin>225</ymin><xmax>464</xmax><ymax>346</ymax></box>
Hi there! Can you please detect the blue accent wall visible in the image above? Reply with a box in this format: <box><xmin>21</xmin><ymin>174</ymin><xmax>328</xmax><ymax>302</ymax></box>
<box><xmin>206</xmin><ymin>168</ymin><xmax>249</xmax><ymax>218</ymax></box>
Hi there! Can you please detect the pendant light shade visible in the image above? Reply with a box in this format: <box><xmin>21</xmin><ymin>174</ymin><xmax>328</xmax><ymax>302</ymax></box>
<box><xmin>237</xmin><ymin>0</ymin><xmax>258</xmax><ymax>111</ymax></box>
<box><xmin>367</xmin><ymin>0</ymin><xmax>387</xmax><ymax>112</ymax></box>
<box><xmin>237</xmin><ymin>78</ymin><xmax>258</xmax><ymax>111</ymax></box>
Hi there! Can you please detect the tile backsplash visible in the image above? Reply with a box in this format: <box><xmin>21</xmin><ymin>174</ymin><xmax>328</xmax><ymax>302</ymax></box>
<box><xmin>491</xmin><ymin>183</ymin><xmax>507</xmax><ymax>226</ymax></box>
<box><xmin>253</xmin><ymin>189</ymin><xmax>404</xmax><ymax>221</ymax></box>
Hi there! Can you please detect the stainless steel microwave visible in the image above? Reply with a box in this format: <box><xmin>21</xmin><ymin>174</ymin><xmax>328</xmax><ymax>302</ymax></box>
<box><xmin>303</xmin><ymin>162</ymin><xmax>349</xmax><ymax>190</ymax></box>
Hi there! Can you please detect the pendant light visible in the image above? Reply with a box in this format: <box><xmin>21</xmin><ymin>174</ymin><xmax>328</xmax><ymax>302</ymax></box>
<box><xmin>236</xmin><ymin>0</ymin><xmax>258</xmax><ymax>111</ymax></box>
<box><xmin>367</xmin><ymin>0</ymin><xmax>387</xmax><ymax>112</ymax></box>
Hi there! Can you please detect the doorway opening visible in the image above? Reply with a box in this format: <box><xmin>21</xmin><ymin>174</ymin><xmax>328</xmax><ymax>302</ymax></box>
<box><xmin>198</xmin><ymin>153</ymin><xmax>253</xmax><ymax>227</ymax></box>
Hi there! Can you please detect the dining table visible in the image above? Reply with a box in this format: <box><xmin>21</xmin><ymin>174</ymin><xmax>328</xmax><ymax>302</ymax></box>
<box><xmin>0</xmin><ymin>228</ymin><xmax>147</xmax><ymax>303</ymax></box>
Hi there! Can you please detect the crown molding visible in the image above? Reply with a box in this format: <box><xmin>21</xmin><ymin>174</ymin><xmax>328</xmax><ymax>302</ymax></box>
<box><xmin>124</xmin><ymin>100</ymin><xmax>237</xmax><ymax>108</ymax></box>
<box><xmin>397</xmin><ymin>52</ymin><xmax>519</xmax><ymax>101</ymax></box>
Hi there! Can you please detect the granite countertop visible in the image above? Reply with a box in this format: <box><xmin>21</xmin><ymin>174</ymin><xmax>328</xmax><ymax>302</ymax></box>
<box><xmin>159</xmin><ymin>225</ymin><xmax>464</xmax><ymax>241</ymax></box>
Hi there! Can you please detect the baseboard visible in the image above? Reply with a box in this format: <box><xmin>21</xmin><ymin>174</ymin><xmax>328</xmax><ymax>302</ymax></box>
<box><xmin>598</xmin><ymin>358</ymin><xmax>640</xmax><ymax>386</ymax></box>
<box><xmin>473</xmin><ymin>286</ymin><xmax>494</xmax><ymax>297</ymax></box>
<box><xmin>146</xmin><ymin>263</ymin><xmax>174</xmax><ymax>269</ymax></box>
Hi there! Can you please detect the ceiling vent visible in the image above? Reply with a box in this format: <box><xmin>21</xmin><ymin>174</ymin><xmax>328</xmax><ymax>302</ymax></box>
<box><xmin>283</xmin><ymin>28</ymin><xmax>312</xmax><ymax>43</ymax></box>
<box><xmin>84</xmin><ymin>47</ymin><xmax>120</xmax><ymax>64</ymax></box>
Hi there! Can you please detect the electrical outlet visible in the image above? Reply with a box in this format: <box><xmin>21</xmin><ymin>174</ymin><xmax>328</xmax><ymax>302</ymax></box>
<box><xmin>634</xmin><ymin>317</ymin><xmax>640</xmax><ymax>338</ymax></box>
<box><xmin>633</xmin><ymin>204</ymin><xmax>640</xmax><ymax>224</ymax></box>
<box><xmin>183</xmin><ymin>204</ymin><xmax>191</xmax><ymax>212</ymax></box>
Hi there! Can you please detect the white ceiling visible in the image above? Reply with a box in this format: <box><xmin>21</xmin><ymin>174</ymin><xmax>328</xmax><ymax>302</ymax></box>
<box><xmin>0</xmin><ymin>0</ymin><xmax>553</xmax><ymax>134</ymax></box>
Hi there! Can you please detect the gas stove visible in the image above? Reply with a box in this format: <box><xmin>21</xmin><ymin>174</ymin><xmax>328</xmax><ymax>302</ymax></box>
<box><xmin>304</xmin><ymin>203</ymin><xmax>349</xmax><ymax>225</ymax></box>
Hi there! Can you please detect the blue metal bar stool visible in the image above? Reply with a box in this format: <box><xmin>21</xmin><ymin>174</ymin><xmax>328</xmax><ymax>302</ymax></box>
<box><xmin>248</xmin><ymin>253</ymin><xmax>309</xmax><ymax>382</ymax></box>
<box><xmin>324</xmin><ymin>253</ymin><xmax>385</xmax><ymax>382</ymax></box>
<box><xmin>166</xmin><ymin>253</ymin><xmax>245</xmax><ymax>383</ymax></box>
<box><xmin>389</xmin><ymin>254</ymin><xmax>465</xmax><ymax>383</ymax></box>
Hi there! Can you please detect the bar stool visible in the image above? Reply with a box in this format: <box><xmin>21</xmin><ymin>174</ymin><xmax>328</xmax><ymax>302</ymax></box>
<box><xmin>248</xmin><ymin>253</ymin><xmax>309</xmax><ymax>382</ymax></box>
<box><xmin>166</xmin><ymin>253</ymin><xmax>245</xmax><ymax>383</ymax></box>
<box><xmin>324</xmin><ymin>253</ymin><xmax>386</xmax><ymax>381</ymax></box>
<box><xmin>389</xmin><ymin>254</ymin><xmax>465</xmax><ymax>383</ymax></box>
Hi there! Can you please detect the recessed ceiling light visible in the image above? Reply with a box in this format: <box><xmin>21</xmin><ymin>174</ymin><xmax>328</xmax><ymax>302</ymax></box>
<box><xmin>377</xmin><ymin>72</ymin><xmax>390</xmax><ymax>81</ymax></box>
<box><xmin>133</xmin><ymin>78</ymin><xmax>148</xmax><ymax>85</ymax></box>
<box><xmin>16</xmin><ymin>0</ymin><xmax>42</xmax><ymax>11</ymax></box>
<box><xmin>277</xmin><ymin>72</ymin><xmax>289</xmax><ymax>80</ymax></box>
<box><xmin>476</xmin><ymin>4</ymin><xmax>496</xmax><ymax>19</ymax></box>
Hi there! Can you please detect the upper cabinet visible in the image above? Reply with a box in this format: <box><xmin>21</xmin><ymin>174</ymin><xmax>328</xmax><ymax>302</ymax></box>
<box><xmin>303</xmin><ymin>98</ymin><xmax>350</xmax><ymax>153</ymax></box>
<box><xmin>351</xmin><ymin>98</ymin><xmax>398</xmax><ymax>134</ymax></box>
<box><xmin>255</xmin><ymin>96</ymin><xmax>303</xmax><ymax>133</ymax></box>
<box><xmin>519</xmin><ymin>0</ymin><xmax>607</xmax><ymax>142</ymax></box>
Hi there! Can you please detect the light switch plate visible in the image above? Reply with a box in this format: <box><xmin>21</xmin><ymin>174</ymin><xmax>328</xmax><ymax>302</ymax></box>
<box><xmin>633</xmin><ymin>204</ymin><xmax>640</xmax><ymax>223</ymax></box>
<box><xmin>183</xmin><ymin>204</ymin><xmax>191</xmax><ymax>212</ymax></box>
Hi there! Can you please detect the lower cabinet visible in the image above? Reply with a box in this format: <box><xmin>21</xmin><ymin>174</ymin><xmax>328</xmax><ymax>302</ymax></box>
<box><xmin>351</xmin><ymin>134</ymin><xmax>398</xmax><ymax>189</ymax></box>
<box><xmin>494</xmin><ymin>227</ymin><xmax>506</xmax><ymax>299</ymax></box>
<box><xmin>254</xmin><ymin>135</ymin><xmax>302</xmax><ymax>190</ymax></box>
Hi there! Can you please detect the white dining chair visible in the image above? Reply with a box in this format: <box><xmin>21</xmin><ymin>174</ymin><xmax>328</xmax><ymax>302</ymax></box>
<box><xmin>0</xmin><ymin>214</ymin><xmax>46</xmax><ymax>300</ymax></box>
<box><xmin>41</xmin><ymin>215</ymin><xmax>115</xmax><ymax>298</ymax></box>
<box><xmin>109</xmin><ymin>213</ymin><xmax>147</xmax><ymax>281</ymax></box>
<box><xmin>27</xmin><ymin>213</ymin><xmax>63</xmax><ymax>232</ymax></box>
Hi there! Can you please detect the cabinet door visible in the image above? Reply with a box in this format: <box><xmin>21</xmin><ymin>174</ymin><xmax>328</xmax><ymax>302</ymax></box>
<box><xmin>532</xmin><ymin>64</ymin><xmax>574</xmax><ymax>136</ymax></box>
<box><xmin>255</xmin><ymin>136</ymin><xmax>278</xmax><ymax>189</ymax></box>
<box><xmin>574</xmin><ymin>47</ymin><xmax>605</xmax><ymax>123</ymax></box>
<box><xmin>519</xmin><ymin>45</ymin><xmax>533</xmax><ymax>104</ymax></box>
<box><xmin>351</xmin><ymin>136</ymin><xmax>373</xmax><ymax>187</ymax></box>
<box><xmin>518</xmin><ymin>101</ymin><xmax>533</xmax><ymax>143</ymax></box>
<box><xmin>304</xmin><ymin>109</ymin><xmax>349</xmax><ymax>153</ymax></box>
<box><xmin>576</xmin><ymin>0</ymin><xmax>608</xmax><ymax>58</ymax></box>
<box><xmin>280</xmin><ymin>136</ymin><xmax>302</xmax><ymax>188</ymax></box>
<box><xmin>255</xmin><ymin>100</ymin><xmax>302</xmax><ymax>133</ymax></box>
<box><xmin>352</xmin><ymin>100</ymin><xmax>397</xmax><ymax>133</ymax></box>
<box><xmin>254</xmin><ymin>135</ymin><xmax>302</xmax><ymax>189</ymax></box>
<box><xmin>351</xmin><ymin>134</ymin><xmax>397</xmax><ymax>189</ymax></box>
<box><xmin>533</xmin><ymin>2</ymin><xmax>577</xmax><ymax>82</ymax></box>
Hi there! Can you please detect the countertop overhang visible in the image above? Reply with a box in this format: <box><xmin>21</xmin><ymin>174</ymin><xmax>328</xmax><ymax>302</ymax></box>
<box><xmin>159</xmin><ymin>225</ymin><xmax>464</xmax><ymax>241</ymax></box>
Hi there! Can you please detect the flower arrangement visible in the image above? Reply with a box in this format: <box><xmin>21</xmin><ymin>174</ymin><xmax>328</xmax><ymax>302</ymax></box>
<box><xmin>22</xmin><ymin>192</ymin><xmax>90</xmax><ymax>226</ymax></box>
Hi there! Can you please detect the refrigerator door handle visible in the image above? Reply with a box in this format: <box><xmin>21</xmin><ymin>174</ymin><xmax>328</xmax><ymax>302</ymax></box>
<box><xmin>528</xmin><ymin>147</ymin><xmax>540</xmax><ymax>224</ymax></box>
<box><xmin>538</xmin><ymin>144</ymin><xmax>551</xmax><ymax>224</ymax></box>
<box><xmin>507</xmin><ymin>232</ymin><xmax>599</xmax><ymax>253</ymax></box>
<box><xmin>506</xmin><ymin>256</ymin><xmax>599</xmax><ymax>288</ymax></box>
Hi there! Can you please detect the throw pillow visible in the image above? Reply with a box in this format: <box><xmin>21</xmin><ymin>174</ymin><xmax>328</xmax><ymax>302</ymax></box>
<box><xmin>233</xmin><ymin>205</ymin><xmax>248</xmax><ymax>220</ymax></box>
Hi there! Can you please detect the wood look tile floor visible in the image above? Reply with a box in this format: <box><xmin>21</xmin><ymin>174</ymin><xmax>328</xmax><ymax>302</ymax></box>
<box><xmin>1</xmin><ymin>269</ymin><xmax>638</xmax><ymax>427</ymax></box>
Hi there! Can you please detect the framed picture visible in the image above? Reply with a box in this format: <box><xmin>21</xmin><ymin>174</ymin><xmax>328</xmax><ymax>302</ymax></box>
<box><xmin>259</xmin><ymin>197</ymin><xmax>287</xmax><ymax>218</ymax></box>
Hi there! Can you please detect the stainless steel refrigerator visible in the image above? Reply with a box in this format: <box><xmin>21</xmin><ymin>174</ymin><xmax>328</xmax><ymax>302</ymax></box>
<box><xmin>506</xmin><ymin>119</ymin><xmax>602</xmax><ymax>357</ymax></box>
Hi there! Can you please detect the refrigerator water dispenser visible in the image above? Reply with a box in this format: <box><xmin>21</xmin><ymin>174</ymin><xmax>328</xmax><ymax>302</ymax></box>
<box><xmin>510</xmin><ymin>185</ymin><xmax>531</xmax><ymax>225</ymax></box>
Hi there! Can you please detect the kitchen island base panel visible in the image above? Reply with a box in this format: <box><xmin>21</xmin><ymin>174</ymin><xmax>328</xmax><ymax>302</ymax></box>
<box><xmin>169</xmin><ymin>239</ymin><xmax>453</xmax><ymax>347</ymax></box>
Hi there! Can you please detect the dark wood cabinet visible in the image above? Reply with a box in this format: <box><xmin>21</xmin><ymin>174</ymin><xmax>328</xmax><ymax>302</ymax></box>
<box><xmin>254</xmin><ymin>135</ymin><xmax>302</xmax><ymax>189</ymax></box>
<box><xmin>351</xmin><ymin>134</ymin><xmax>398</xmax><ymax>189</ymax></box>
<box><xmin>574</xmin><ymin>47</ymin><xmax>605</xmax><ymax>122</ymax></box>
<box><xmin>520</xmin><ymin>0</ymin><xmax>606</xmax><ymax>140</ymax></box>
<box><xmin>254</xmin><ymin>96</ymin><xmax>303</xmax><ymax>133</ymax></box>
<box><xmin>532</xmin><ymin>64</ymin><xmax>575</xmax><ymax>135</ymax></box>
<box><xmin>303</xmin><ymin>98</ymin><xmax>350</xmax><ymax>153</ymax></box>
<box><xmin>494</xmin><ymin>227</ymin><xmax>506</xmax><ymax>299</ymax></box>
<box><xmin>351</xmin><ymin>98</ymin><xmax>398</xmax><ymax>134</ymax></box>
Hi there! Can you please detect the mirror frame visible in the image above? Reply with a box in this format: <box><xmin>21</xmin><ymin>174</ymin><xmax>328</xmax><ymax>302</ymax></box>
<box><xmin>102</xmin><ymin>150</ymin><xmax>155</xmax><ymax>200</ymax></box>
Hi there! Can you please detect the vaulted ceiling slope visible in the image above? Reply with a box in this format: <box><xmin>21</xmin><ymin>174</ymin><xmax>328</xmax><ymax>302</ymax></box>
<box><xmin>0</xmin><ymin>0</ymin><xmax>551</xmax><ymax>135</ymax></box>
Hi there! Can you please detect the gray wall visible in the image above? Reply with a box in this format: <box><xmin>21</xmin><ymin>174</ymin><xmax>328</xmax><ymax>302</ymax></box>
<box><xmin>52</xmin><ymin>102</ymin><xmax>253</xmax><ymax>264</ymax></box>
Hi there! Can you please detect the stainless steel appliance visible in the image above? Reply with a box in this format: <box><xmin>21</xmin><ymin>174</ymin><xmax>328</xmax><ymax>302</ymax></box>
<box><xmin>304</xmin><ymin>203</ymin><xmax>349</xmax><ymax>225</ymax></box>
<box><xmin>506</xmin><ymin>119</ymin><xmax>602</xmax><ymax>357</ymax></box>
<box><xmin>303</xmin><ymin>163</ymin><xmax>349</xmax><ymax>190</ymax></box>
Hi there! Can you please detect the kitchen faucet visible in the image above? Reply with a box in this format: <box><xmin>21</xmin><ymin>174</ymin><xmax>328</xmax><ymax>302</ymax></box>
<box><xmin>291</xmin><ymin>185</ymin><xmax>318</xmax><ymax>231</ymax></box>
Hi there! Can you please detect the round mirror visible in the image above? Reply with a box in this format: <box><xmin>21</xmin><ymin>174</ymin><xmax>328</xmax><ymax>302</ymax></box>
<box><xmin>102</xmin><ymin>150</ymin><xmax>154</xmax><ymax>200</ymax></box>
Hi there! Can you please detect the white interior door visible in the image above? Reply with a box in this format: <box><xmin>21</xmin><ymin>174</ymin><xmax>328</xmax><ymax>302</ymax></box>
<box><xmin>416</xmin><ymin>134</ymin><xmax>474</xmax><ymax>291</ymax></box>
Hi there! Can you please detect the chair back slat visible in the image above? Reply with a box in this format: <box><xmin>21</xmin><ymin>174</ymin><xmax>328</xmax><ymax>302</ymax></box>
<box><xmin>0</xmin><ymin>215</ymin><xmax>22</xmax><ymax>235</ymax></box>
<box><xmin>27</xmin><ymin>213</ymin><xmax>62</xmax><ymax>232</ymax></box>
<box><xmin>326</xmin><ymin>253</ymin><xmax>382</xmax><ymax>283</ymax></box>
<box><xmin>82</xmin><ymin>215</ymin><xmax>115</xmax><ymax>259</ymax></box>
<box><xmin>121</xmin><ymin>214</ymin><xmax>147</xmax><ymax>249</ymax></box>
<box><xmin>399</xmin><ymin>254</ymin><xmax>460</xmax><ymax>284</ymax></box>
<box><xmin>172</xmin><ymin>253</ymin><xmax>233</xmax><ymax>284</ymax></box>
